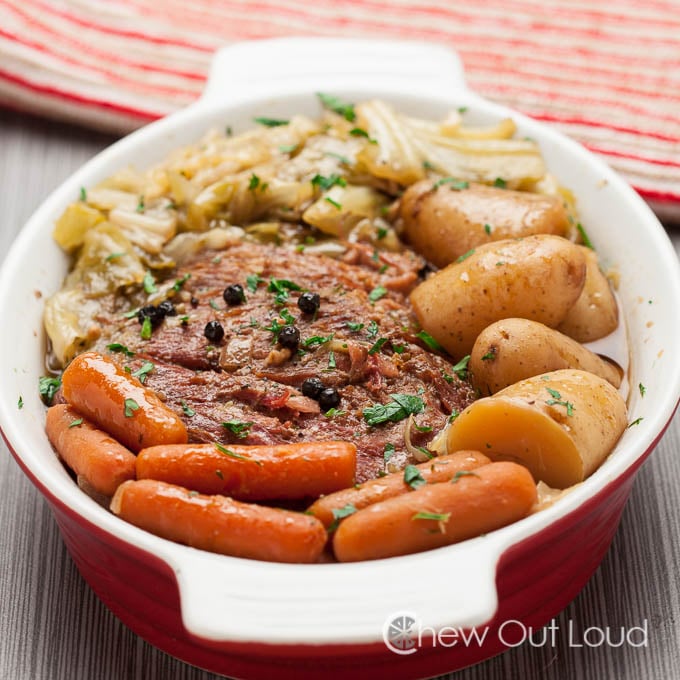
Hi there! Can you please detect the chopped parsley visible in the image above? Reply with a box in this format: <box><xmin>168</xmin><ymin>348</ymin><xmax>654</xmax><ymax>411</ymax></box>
<box><xmin>366</xmin><ymin>319</ymin><xmax>379</xmax><ymax>338</ymax></box>
<box><xmin>484</xmin><ymin>223</ymin><xmax>492</xmax><ymax>235</ymax></box>
<box><xmin>268</xmin><ymin>278</ymin><xmax>302</xmax><ymax>305</ymax></box>
<box><xmin>302</xmin><ymin>332</ymin><xmax>334</xmax><ymax>349</ymax></box>
<box><xmin>456</xmin><ymin>248</ymin><xmax>476</xmax><ymax>263</ymax></box>
<box><xmin>346</xmin><ymin>321</ymin><xmax>365</xmax><ymax>332</ymax></box>
<box><xmin>79</xmin><ymin>186</ymin><xmax>87</xmax><ymax>202</ymax></box>
<box><xmin>311</xmin><ymin>173</ymin><xmax>347</xmax><ymax>191</ymax></box>
<box><xmin>481</xmin><ymin>348</ymin><xmax>497</xmax><ymax>361</ymax></box>
<box><xmin>17</xmin><ymin>396</ymin><xmax>23</xmax><ymax>409</ymax></box>
<box><xmin>363</xmin><ymin>393</ymin><xmax>425</xmax><ymax>426</ymax></box>
<box><xmin>412</xmin><ymin>511</ymin><xmax>451</xmax><ymax>522</ymax></box>
<box><xmin>403</xmin><ymin>465</ymin><xmax>426</xmax><ymax>490</ymax></box>
<box><xmin>172</xmin><ymin>273</ymin><xmax>191</xmax><ymax>293</ymax></box>
<box><xmin>209</xmin><ymin>299</ymin><xmax>221</xmax><ymax>311</ymax></box>
<box><xmin>246</xmin><ymin>273</ymin><xmax>265</xmax><ymax>292</ymax></box>
<box><xmin>577</xmin><ymin>222</ymin><xmax>595</xmax><ymax>250</ymax></box>
<box><xmin>448</xmin><ymin>408</ymin><xmax>460</xmax><ymax>424</ymax></box>
<box><xmin>368</xmin><ymin>285</ymin><xmax>387</xmax><ymax>303</ymax></box>
<box><xmin>140</xmin><ymin>316</ymin><xmax>153</xmax><ymax>340</ymax></box>
<box><xmin>316</xmin><ymin>92</ymin><xmax>356</xmax><ymax>122</ymax></box>
<box><xmin>628</xmin><ymin>417</ymin><xmax>644</xmax><ymax>428</ymax></box>
<box><xmin>124</xmin><ymin>398</ymin><xmax>140</xmax><ymax>418</ymax></box>
<box><xmin>545</xmin><ymin>388</ymin><xmax>574</xmax><ymax>416</ymax></box>
<box><xmin>106</xmin><ymin>252</ymin><xmax>125</xmax><ymax>262</ymax></box>
<box><xmin>279</xmin><ymin>143</ymin><xmax>298</xmax><ymax>153</ymax></box>
<box><xmin>142</xmin><ymin>271</ymin><xmax>157</xmax><ymax>294</ymax></box>
<box><xmin>493</xmin><ymin>177</ymin><xmax>507</xmax><ymax>188</ymax></box>
<box><xmin>253</xmin><ymin>116</ymin><xmax>289</xmax><ymax>127</ymax></box>
<box><xmin>451</xmin><ymin>470</ymin><xmax>480</xmax><ymax>484</ymax></box>
<box><xmin>383</xmin><ymin>443</ymin><xmax>396</xmax><ymax>464</ymax></box>
<box><xmin>136</xmin><ymin>196</ymin><xmax>145</xmax><ymax>213</ymax></box>
<box><xmin>327</xmin><ymin>351</ymin><xmax>337</xmax><ymax>369</ymax></box>
<box><xmin>38</xmin><ymin>376</ymin><xmax>62</xmax><ymax>405</ymax></box>
<box><xmin>639</xmin><ymin>383</ymin><xmax>646</xmax><ymax>397</ymax></box>
<box><xmin>214</xmin><ymin>441</ymin><xmax>251</xmax><ymax>461</ymax></box>
<box><xmin>222</xmin><ymin>420</ymin><xmax>254</xmax><ymax>438</ymax></box>
<box><xmin>248</xmin><ymin>173</ymin><xmax>261</xmax><ymax>191</ymax></box>
<box><xmin>106</xmin><ymin>343</ymin><xmax>135</xmax><ymax>358</ymax></box>
<box><xmin>349</xmin><ymin>127</ymin><xmax>376</xmax><ymax>143</ymax></box>
<box><xmin>368</xmin><ymin>337</ymin><xmax>389</xmax><ymax>355</ymax></box>
<box><xmin>328</xmin><ymin>503</ymin><xmax>357</xmax><ymax>531</ymax></box>
<box><xmin>415</xmin><ymin>330</ymin><xmax>443</xmax><ymax>352</ymax></box>
<box><xmin>450</xmin><ymin>355</ymin><xmax>470</xmax><ymax>381</ymax></box>
<box><xmin>131</xmin><ymin>361</ymin><xmax>154</xmax><ymax>384</ymax></box>
<box><xmin>433</xmin><ymin>177</ymin><xmax>469</xmax><ymax>191</ymax></box>
<box><xmin>324</xmin><ymin>407</ymin><xmax>347</xmax><ymax>418</ymax></box>
<box><xmin>68</xmin><ymin>418</ymin><xmax>83</xmax><ymax>428</ymax></box>
<box><xmin>325</xmin><ymin>196</ymin><xmax>342</xmax><ymax>210</ymax></box>
<box><xmin>180</xmin><ymin>400</ymin><xmax>195</xmax><ymax>417</ymax></box>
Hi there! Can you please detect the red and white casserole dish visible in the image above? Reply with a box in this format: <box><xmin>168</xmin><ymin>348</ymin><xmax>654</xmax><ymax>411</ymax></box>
<box><xmin>0</xmin><ymin>38</ymin><xmax>679</xmax><ymax>679</ymax></box>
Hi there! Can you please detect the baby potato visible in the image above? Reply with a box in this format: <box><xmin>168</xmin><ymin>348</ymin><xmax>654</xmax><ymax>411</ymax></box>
<box><xmin>399</xmin><ymin>180</ymin><xmax>570</xmax><ymax>268</ymax></box>
<box><xmin>410</xmin><ymin>235</ymin><xmax>586</xmax><ymax>358</ymax></box>
<box><xmin>557</xmin><ymin>245</ymin><xmax>619</xmax><ymax>342</ymax></box>
<box><xmin>470</xmin><ymin>318</ymin><xmax>622</xmax><ymax>395</ymax></box>
<box><xmin>446</xmin><ymin>369</ymin><xmax>627</xmax><ymax>488</ymax></box>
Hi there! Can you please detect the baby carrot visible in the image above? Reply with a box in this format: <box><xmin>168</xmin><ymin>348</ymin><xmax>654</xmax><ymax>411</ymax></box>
<box><xmin>45</xmin><ymin>404</ymin><xmax>136</xmax><ymax>497</ymax></box>
<box><xmin>307</xmin><ymin>450</ymin><xmax>491</xmax><ymax>528</ymax></box>
<box><xmin>61</xmin><ymin>352</ymin><xmax>187</xmax><ymax>452</ymax></box>
<box><xmin>333</xmin><ymin>461</ymin><xmax>537</xmax><ymax>562</ymax></box>
<box><xmin>111</xmin><ymin>479</ymin><xmax>327</xmax><ymax>563</ymax></box>
<box><xmin>136</xmin><ymin>441</ymin><xmax>356</xmax><ymax>501</ymax></box>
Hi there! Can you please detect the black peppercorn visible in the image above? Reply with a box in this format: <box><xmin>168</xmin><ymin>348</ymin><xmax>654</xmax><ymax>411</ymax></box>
<box><xmin>301</xmin><ymin>377</ymin><xmax>324</xmax><ymax>399</ymax></box>
<box><xmin>204</xmin><ymin>320</ymin><xmax>225</xmax><ymax>343</ymax></box>
<box><xmin>137</xmin><ymin>304</ymin><xmax>163</xmax><ymax>327</ymax></box>
<box><xmin>297</xmin><ymin>292</ymin><xmax>320</xmax><ymax>315</ymax></box>
<box><xmin>157</xmin><ymin>300</ymin><xmax>177</xmax><ymax>317</ymax></box>
<box><xmin>318</xmin><ymin>387</ymin><xmax>341</xmax><ymax>411</ymax></box>
<box><xmin>223</xmin><ymin>284</ymin><xmax>246</xmax><ymax>306</ymax></box>
<box><xmin>278</xmin><ymin>325</ymin><xmax>300</xmax><ymax>350</ymax></box>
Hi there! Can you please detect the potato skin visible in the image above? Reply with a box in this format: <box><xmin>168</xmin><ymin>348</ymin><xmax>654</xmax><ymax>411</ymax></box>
<box><xmin>446</xmin><ymin>369</ymin><xmax>628</xmax><ymax>488</ymax></box>
<box><xmin>410</xmin><ymin>235</ymin><xmax>587</xmax><ymax>359</ymax></box>
<box><xmin>557</xmin><ymin>245</ymin><xmax>619</xmax><ymax>342</ymax></box>
<box><xmin>470</xmin><ymin>318</ymin><xmax>622</xmax><ymax>395</ymax></box>
<box><xmin>400</xmin><ymin>180</ymin><xmax>570</xmax><ymax>268</ymax></box>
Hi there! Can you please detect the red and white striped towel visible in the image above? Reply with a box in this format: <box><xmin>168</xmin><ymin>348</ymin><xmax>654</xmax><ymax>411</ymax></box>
<box><xmin>1</xmin><ymin>0</ymin><xmax>679</xmax><ymax>221</ymax></box>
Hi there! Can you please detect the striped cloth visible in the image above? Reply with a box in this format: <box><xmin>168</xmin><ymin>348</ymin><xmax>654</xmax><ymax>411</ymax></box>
<box><xmin>1</xmin><ymin>0</ymin><xmax>679</xmax><ymax>221</ymax></box>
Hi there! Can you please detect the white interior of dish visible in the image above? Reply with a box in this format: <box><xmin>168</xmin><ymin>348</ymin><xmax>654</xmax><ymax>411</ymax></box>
<box><xmin>0</xmin><ymin>39</ymin><xmax>679</xmax><ymax>646</ymax></box>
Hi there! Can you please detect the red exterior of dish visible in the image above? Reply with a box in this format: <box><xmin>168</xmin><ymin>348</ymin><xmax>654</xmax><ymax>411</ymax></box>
<box><xmin>5</xmin><ymin>424</ymin><xmax>667</xmax><ymax>680</ymax></box>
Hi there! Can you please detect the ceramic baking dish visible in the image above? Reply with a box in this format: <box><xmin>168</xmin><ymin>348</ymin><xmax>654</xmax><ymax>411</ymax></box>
<box><xmin>1</xmin><ymin>38</ymin><xmax>679</xmax><ymax>680</ymax></box>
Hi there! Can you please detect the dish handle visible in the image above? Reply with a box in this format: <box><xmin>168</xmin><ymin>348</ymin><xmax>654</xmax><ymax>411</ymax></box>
<box><xmin>199</xmin><ymin>37</ymin><xmax>469</xmax><ymax>106</ymax></box>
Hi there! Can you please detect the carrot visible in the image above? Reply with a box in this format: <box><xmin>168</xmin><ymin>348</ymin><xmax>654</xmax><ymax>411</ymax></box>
<box><xmin>136</xmin><ymin>440</ymin><xmax>356</xmax><ymax>501</ymax></box>
<box><xmin>61</xmin><ymin>352</ymin><xmax>187</xmax><ymax>452</ymax></box>
<box><xmin>332</xmin><ymin>461</ymin><xmax>537</xmax><ymax>562</ymax></box>
<box><xmin>45</xmin><ymin>404</ymin><xmax>136</xmax><ymax>497</ymax></box>
<box><xmin>110</xmin><ymin>479</ymin><xmax>327</xmax><ymax>563</ymax></box>
<box><xmin>308</xmin><ymin>450</ymin><xmax>491</xmax><ymax>528</ymax></box>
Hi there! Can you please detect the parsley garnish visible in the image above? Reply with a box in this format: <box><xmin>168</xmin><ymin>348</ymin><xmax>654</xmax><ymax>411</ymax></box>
<box><xmin>17</xmin><ymin>396</ymin><xmax>23</xmax><ymax>409</ymax></box>
<box><xmin>484</xmin><ymin>224</ymin><xmax>492</xmax><ymax>235</ymax></box>
<box><xmin>316</xmin><ymin>92</ymin><xmax>356</xmax><ymax>122</ymax></box>
<box><xmin>403</xmin><ymin>465</ymin><xmax>426</xmax><ymax>490</ymax></box>
<box><xmin>248</xmin><ymin>174</ymin><xmax>261</xmax><ymax>191</ymax></box>
<box><xmin>415</xmin><ymin>330</ymin><xmax>443</xmax><ymax>352</ymax></box>
<box><xmin>325</xmin><ymin>196</ymin><xmax>342</xmax><ymax>210</ymax></box>
<box><xmin>481</xmin><ymin>349</ymin><xmax>497</xmax><ymax>361</ymax></box>
<box><xmin>327</xmin><ymin>351</ymin><xmax>337</xmax><ymax>369</ymax></box>
<box><xmin>214</xmin><ymin>441</ymin><xmax>251</xmax><ymax>461</ymax></box>
<box><xmin>433</xmin><ymin>177</ymin><xmax>469</xmax><ymax>191</ymax></box>
<box><xmin>253</xmin><ymin>116</ymin><xmax>289</xmax><ymax>127</ymax></box>
<box><xmin>124</xmin><ymin>398</ymin><xmax>140</xmax><ymax>418</ymax></box>
<box><xmin>302</xmin><ymin>332</ymin><xmax>334</xmax><ymax>349</ymax></box>
<box><xmin>366</xmin><ymin>320</ymin><xmax>379</xmax><ymax>338</ymax></box>
<box><xmin>324</xmin><ymin>407</ymin><xmax>347</xmax><ymax>418</ymax></box>
<box><xmin>448</xmin><ymin>408</ymin><xmax>460</xmax><ymax>424</ymax></box>
<box><xmin>577</xmin><ymin>222</ymin><xmax>594</xmax><ymax>249</ymax></box>
<box><xmin>328</xmin><ymin>503</ymin><xmax>357</xmax><ymax>531</ymax></box>
<box><xmin>140</xmin><ymin>316</ymin><xmax>152</xmax><ymax>340</ymax></box>
<box><xmin>368</xmin><ymin>285</ymin><xmax>387</xmax><ymax>303</ymax></box>
<box><xmin>311</xmin><ymin>173</ymin><xmax>347</xmax><ymax>191</ymax></box>
<box><xmin>246</xmin><ymin>273</ymin><xmax>265</xmax><ymax>293</ymax></box>
<box><xmin>132</xmin><ymin>361</ymin><xmax>154</xmax><ymax>384</ymax></box>
<box><xmin>363</xmin><ymin>393</ymin><xmax>425</xmax><ymax>426</ymax></box>
<box><xmin>106</xmin><ymin>343</ymin><xmax>135</xmax><ymax>357</ymax></box>
<box><xmin>79</xmin><ymin>187</ymin><xmax>87</xmax><ymax>202</ymax></box>
<box><xmin>639</xmin><ymin>383</ymin><xmax>646</xmax><ymax>397</ymax></box>
<box><xmin>493</xmin><ymin>177</ymin><xmax>507</xmax><ymax>188</ymax></box>
<box><xmin>412</xmin><ymin>511</ymin><xmax>451</xmax><ymax>522</ymax></box>
<box><xmin>368</xmin><ymin>337</ymin><xmax>389</xmax><ymax>355</ymax></box>
<box><xmin>142</xmin><ymin>271</ymin><xmax>157</xmax><ymax>294</ymax></box>
<box><xmin>349</xmin><ymin>127</ymin><xmax>377</xmax><ymax>143</ymax></box>
<box><xmin>384</xmin><ymin>443</ymin><xmax>395</xmax><ymax>464</ymax></box>
<box><xmin>209</xmin><ymin>299</ymin><xmax>221</xmax><ymax>311</ymax></box>
<box><xmin>136</xmin><ymin>196</ymin><xmax>145</xmax><ymax>213</ymax></box>
<box><xmin>545</xmin><ymin>388</ymin><xmax>574</xmax><ymax>416</ymax></box>
<box><xmin>68</xmin><ymin>418</ymin><xmax>83</xmax><ymax>428</ymax></box>
<box><xmin>279</xmin><ymin>143</ymin><xmax>298</xmax><ymax>153</ymax></box>
<box><xmin>450</xmin><ymin>355</ymin><xmax>470</xmax><ymax>381</ymax></box>
<box><xmin>628</xmin><ymin>417</ymin><xmax>644</xmax><ymax>428</ymax></box>
<box><xmin>38</xmin><ymin>376</ymin><xmax>62</xmax><ymax>405</ymax></box>
<box><xmin>180</xmin><ymin>400</ymin><xmax>195</xmax><ymax>417</ymax></box>
<box><xmin>346</xmin><ymin>321</ymin><xmax>365</xmax><ymax>332</ymax></box>
<box><xmin>222</xmin><ymin>420</ymin><xmax>254</xmax><ymax>439</ymax></box>
<box><xmin>451</xmin><ymin>470</ymin><xmax>480</xmax><ymax>484</ymax></box>
<box><xmin>172</xmin><ymin>273</ymin><xmax>191</xmax><ymax>293</ymax></box>
<box><xmin>456</xmin><ymin>248</ymin><xmax>476</xmax><ymax>263</ymax></box>
<box><xmin>106</xmin><ymin>252</ymin><xmax>125</xmax><ymax>262</ymax></box>
<box><xmin>268</xmin><ymin>278</ymin><xmax>302</xmax><ymax>305</ymax></box>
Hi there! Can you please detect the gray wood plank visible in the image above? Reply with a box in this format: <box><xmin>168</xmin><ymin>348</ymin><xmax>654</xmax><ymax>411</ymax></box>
<box><xmin>1</xmin><ymin>109</ymin><xmax>679</xmax><ymax>680</ymax></box>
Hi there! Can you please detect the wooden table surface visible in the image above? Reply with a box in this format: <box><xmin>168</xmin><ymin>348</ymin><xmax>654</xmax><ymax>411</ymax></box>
<box><xmin>1</xmin><ymin>110</ymin><xmax>679</xmax><ymax>680</ymax></box>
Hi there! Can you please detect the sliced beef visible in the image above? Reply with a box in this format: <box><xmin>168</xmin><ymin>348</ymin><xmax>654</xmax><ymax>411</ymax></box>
<box><xmin>92</xmin><ymin>240</ymin><xmax>475</xmax><ymax>483</ymax></box>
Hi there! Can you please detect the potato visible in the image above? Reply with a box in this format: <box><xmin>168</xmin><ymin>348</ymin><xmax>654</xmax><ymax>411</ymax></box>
<box><xmin>410</xmin><ymin>235</ymin><xmax>586</xmax><ymax>358</ymax></box>
<box><xmin>556</xmin><ymin>245</ymin><xmax>619</xmax><ymax>342</ymax></box>
<box><xmin>469</xmin><ymin>318</ymin><xmax>622</xmax><ymax>395</ymax></box>
<box><xmin>446</xmin><ymin>369</ymin><xmax>627</xmax><ymax>488</ymax></box>
<box><xmin>399</xmin><ymin>180</ymin><xmax>570</xmax><ymax>268</ymax></box>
